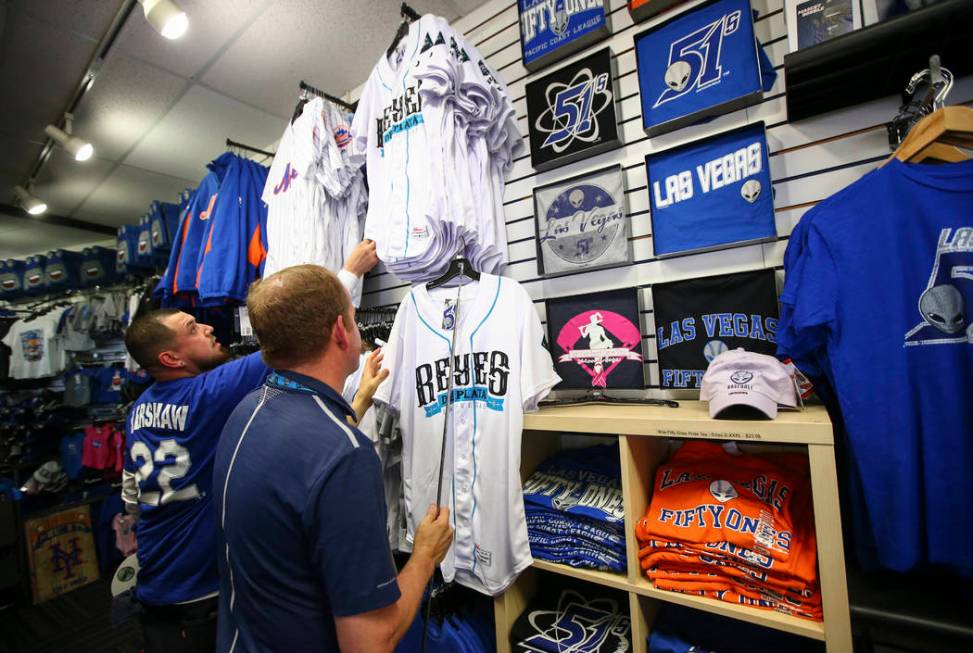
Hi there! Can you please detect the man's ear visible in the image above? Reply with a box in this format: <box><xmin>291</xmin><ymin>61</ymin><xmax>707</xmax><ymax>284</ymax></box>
<box><xmin>332</xmin><ymin>314</ymin><xmax>351</xmax><ymax>351</ymax></box>
<box><xmin>158</xmin><ymin>350</ymin><xmax>184</xmax><ymax>370</ymax></box>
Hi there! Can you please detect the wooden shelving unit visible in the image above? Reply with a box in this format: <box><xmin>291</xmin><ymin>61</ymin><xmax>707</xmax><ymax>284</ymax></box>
<box><xmin>495</xmin><ymin>401</ymin><xmax>852</xmax><ymax>653</ymax></box>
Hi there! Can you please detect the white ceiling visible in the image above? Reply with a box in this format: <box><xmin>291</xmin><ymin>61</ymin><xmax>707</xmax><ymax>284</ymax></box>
<box><xmin>0</xmin><ymin>0</ymin><xmax>487</xmax><ymax>258</ymax></box>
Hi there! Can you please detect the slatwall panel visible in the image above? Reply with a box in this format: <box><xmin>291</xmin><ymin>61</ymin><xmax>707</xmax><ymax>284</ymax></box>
<box><xmin>356</xmin><ymin>0</ymin><xmax>973</xmax><ymax>394</ymax></box>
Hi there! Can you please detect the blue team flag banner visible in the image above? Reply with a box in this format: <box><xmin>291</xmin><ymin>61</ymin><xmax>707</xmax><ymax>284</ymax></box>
<box><xmin>647</xmin><ymin>121</ymin><xmax>775</xmax><ymax>257</ymax></box>
<box><xmin>635</xmin><ymin>0</ymin><xmax>775</xmax><ymax>136</ymax></box>
<box><xmin>519</xmin><ymin>0</ymin><xmax>612</xmax><ymax>71</ymax></box>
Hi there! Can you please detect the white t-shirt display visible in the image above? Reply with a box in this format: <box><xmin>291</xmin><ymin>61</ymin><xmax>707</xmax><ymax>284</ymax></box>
<box><xmin>2</xmin><ymin>311</ymin><xmax>67</xmax><ymax>379</ymax></box>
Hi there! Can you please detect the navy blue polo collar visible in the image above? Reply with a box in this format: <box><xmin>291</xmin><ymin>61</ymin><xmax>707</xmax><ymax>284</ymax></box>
<box><xmin>267</xmin><ymin>369</ymin><xmax>355</xmax><ymax>420</ymax></box>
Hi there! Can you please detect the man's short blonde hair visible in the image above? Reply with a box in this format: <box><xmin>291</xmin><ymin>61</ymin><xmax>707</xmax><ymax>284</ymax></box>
<box><xmin>246</xmin><ymin>265</ymin><xmax>351</xmax><ymax>369</ymax></box>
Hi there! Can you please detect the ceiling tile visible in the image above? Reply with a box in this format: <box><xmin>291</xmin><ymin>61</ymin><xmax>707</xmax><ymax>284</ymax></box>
<box><xmin>124</xmin><ymin>84</ymin><xmax>285</xmax><ymax>181</ymax></box>
<box><xmin>71</xmin><ymin>51</ymin><xmax>188</xmax><ymax>162</ymax></box>
<box><xmin>112</xmin><ymin>0</ymin><xmax>271</xmax><ymax>80</ymax></box>
<box><xmin>0</xmin><ymin>11</ymin><xmax>97</xmax><ymax>149</ymax></box>
<box><xmin>18</xmin><ymin>0</ymin><xmax>125</xmax><ymax>42</ymax></box>
<box><xmin>30</xmin><ymin>150</ymin><xmax>115</xmax><ymax>217</ymax></box>
<box><xmin>74</xmin><ymin>163</ymin><xmax>193</xmax><ymax>227</ymax></box>
<box><xmin>0</xmin><ymin>131</ymin><xmax>42</xmax><ymax>177</ymax></box>
<box><xmin>201</xmin><ymin>0</ymin><xmax>469</xmax><ymax>119</ymax></box>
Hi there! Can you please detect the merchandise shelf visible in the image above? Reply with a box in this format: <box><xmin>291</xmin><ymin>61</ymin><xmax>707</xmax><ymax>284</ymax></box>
<box><xmin>494</xmin><ymin>402</ymin><xmax>851</xmax><ymax>653</ymax></box>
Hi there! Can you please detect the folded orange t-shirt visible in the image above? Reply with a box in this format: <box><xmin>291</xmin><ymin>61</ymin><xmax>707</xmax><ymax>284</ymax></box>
<box><xmin>638</xmin><ymin>441</ymin><xmax>813</xmax><ymax>562</ymax></box>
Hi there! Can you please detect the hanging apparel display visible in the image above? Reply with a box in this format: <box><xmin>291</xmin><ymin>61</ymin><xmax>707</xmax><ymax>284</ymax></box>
<box><xmin>777</xmin><ymin>157</ymin><xmax>973</xmax><ymax>577</ymax></box>
<box><xmin>374</xmin><ymin>273</ymin><xmax>560</xmax><ymax>595</ymax></box>
<box><xmin>1</xmin><ymin>309</ymin><xmax>68</xmax><ymax>379</ymax></box>
<box><xmin>157</xmin><ymin>152</ymin><xmax>269</xmax><ymax>307</ymax></box>
<box><xmin>262</xmin><ymin>96</ymin><xmax>367</xmax><ymax>305</ymax></box>
<box><xmin>636</xmin><ymin>441</ymin><xmax>821</xmax><ymax>620</ymax></box>
<box><xmin>351</xmin><ymin>14</ymin><xmax>523</xmax><ymax>282</ymax></box>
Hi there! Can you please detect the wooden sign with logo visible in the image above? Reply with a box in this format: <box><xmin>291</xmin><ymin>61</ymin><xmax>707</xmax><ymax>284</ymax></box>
<box><xmin>25</xmin><ymin>505</ymin><xmax>100</xmax><ymax>603</ymax></box>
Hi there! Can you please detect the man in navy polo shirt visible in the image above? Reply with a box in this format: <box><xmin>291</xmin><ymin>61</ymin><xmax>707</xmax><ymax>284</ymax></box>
<box><xmin>213</xmin><ymin>264</ymin><xmax>453</xmax><ymax>653</ymax></box>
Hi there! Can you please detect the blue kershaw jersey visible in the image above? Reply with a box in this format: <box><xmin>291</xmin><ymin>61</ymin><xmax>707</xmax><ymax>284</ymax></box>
<box><xmin>125</xmin><ymin>353</ymin><xmax>268</xmax><ymax>605</ymax></box>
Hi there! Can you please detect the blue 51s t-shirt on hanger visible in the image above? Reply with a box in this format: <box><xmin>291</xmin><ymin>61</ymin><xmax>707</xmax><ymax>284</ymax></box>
<box><xmin>777</xmin><ymin>157</ymin><xmax>973</xmax><ymax>576</ymax></box>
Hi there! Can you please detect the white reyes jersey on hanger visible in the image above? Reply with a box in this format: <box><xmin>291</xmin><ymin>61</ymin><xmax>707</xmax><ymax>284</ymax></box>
<box><xmin>374</xmin><ymin>274</ymin><xmax>560</xmax><ymax>595</ymax></box>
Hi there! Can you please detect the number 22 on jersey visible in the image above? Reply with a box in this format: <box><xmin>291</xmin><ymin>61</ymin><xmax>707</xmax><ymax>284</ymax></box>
<box><xmin>130</xmin><ymin>439</ymin><xmax>200</xmax><ymax>506</ymax></box>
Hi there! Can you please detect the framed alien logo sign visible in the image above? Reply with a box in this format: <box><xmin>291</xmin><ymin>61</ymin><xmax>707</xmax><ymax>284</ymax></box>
<box><xmin>635</xmin><ymin>0</ymin><xmax>772</xmax><ymax>136</ymax></box>
<box><xmin>526</xmin><ymin>47</ymin><xmax>620</xmax><ymax>171</ymax></box>
<box><xmin>647</xmin><ymin>122</ymin><xmax>776</xmax><ymax>257</ymax></box>
<box><xmin>533</xmin><ymin>164</ymin><xmax>632</xmax><ymax>277</ymax></box>
<box><xmin>546</xmin><ymin>287</ymin><xmax>645</xmax><ymax>389</ymax></box>
<box><xmin>519</xmin><ymin>0</ymin><xmax>612</xmax><ymax>71</ymax></box>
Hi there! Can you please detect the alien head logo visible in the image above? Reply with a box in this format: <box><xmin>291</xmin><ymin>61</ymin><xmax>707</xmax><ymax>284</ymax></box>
<box><xmin>741</xmin><ymin>179</ymin><xmax>762</xmax><ymax>203</ymax></box>
<box><xmin>569</xmin><ymin>188</ymin><xmax>585</xmax><ymax>209</ymax></box>
<box><xmin>551</xmin><ymin>6</ymin><xmax>569</xmax><ymax>37</ymax></box>
<box><xmin>664</xmin><ymin>60</ymin><xmax>692</xmax><ymax>92</ymax></box>
<box><xmin>730</xmin><ymin>370</ymin><xmax>754</xmax><ymax>385</ymax></box>
<box><xmin>920</xmin><ymin>284</ymin><xmax>965</xmax><ymax>334</ymax></box>
<box><xmin>709</xmin><ymin>480</ymin><xmax>738</xmax><ymax>503</ymax></box>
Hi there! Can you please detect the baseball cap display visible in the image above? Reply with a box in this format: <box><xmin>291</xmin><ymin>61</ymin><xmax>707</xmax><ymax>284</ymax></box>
<box><xmin>700</xmin><ymin>349</ymin><xmax>799</xmax><ymax>419</ymax></box>
<box><xmin>21</xmin><ymin>460</ymin><xmax>68</xmax><ymax>494</ymax></box>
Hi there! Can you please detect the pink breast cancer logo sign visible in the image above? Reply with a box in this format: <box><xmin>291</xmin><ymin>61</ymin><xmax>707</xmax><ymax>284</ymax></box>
<box><xmin>556</xmin><ymin>310</ymin><xmax>643</xmax><ymax>387</ymax></box>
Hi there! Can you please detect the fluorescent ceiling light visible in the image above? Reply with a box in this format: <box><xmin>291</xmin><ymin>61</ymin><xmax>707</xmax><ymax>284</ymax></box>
<box><xmin>139</xmin><ymin>0</ymin><xmax>189</xmax><ymax>40</ymax></box>
<box><xmin>13</xmin><ymin>186</ymin><xmax>47</xmax><ymax>215</ymax></box>
<box><xmin>44</xmin><ymin>124</ymin><xmax>94</xmax><ymax>162</ymax></box>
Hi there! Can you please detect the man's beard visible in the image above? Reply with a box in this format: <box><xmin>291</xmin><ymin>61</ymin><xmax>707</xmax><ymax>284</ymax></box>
<box><xmin>198</xmin><ymin>345</ymin><xmax>232</xmax><ymax>372</ymax></box>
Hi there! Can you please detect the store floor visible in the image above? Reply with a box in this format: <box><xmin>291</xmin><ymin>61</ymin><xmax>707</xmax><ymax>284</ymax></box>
<box><xmin>0</xmin><ymin>579</ymin><xmax>142</xmax><ymax>653</ymax></box>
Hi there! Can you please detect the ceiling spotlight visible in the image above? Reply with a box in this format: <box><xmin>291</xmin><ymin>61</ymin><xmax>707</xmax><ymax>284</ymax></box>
<box><xmin>45</xmin><ymin>116</ymin><xmax>94</xmax><ymax>162</ymax></box>
<box><xmin>139</xmin><ymin>0</ymin><xmax>189</xmax><ymax>40</ymax></box>
<box><xmin>13</xmin><ymin>186</ymin><xmax>47</xmax><ymax>215</ymax></box>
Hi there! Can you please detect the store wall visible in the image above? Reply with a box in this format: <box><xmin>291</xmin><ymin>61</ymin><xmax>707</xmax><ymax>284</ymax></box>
<box><xmin>357</xmin><ymin>0</ymin><xmax>973</xmax><ymax>392</ymax></box>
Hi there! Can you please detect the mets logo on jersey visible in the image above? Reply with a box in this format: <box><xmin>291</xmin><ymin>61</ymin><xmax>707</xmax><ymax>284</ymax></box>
<box><xmin>516</xmin><ymin>590</ymin><xmax>630</xmax><ymax>653</ymax></box>
<box><xmin>273</xmin><ymin>163</ymin><xmax>298</xmax><ymax>195</ymax></box>
<box><xmin>555</xmin><ymin>309</ymin><xmax>642</xmax><ymax>388</ymax></box>
<box><xmin>333</xmin><ymin>125</ymin><xmax>352</xmax><ymax>149</ymax></box>
<box><xmin>904</xmin><ymin>226</ymin><xmax>973</xmax><ymax>347</ymax></box>
<box><xmin>539</xmin><ymin>182</ymin><xmax>624</xmax><ymax>265</ymax></box>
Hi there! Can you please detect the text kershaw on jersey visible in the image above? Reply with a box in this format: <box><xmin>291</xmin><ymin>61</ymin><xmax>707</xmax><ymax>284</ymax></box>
<box><xmin>130</xmin><ymin>402</ymin><xmax>190</xmax><ymax>432</ymax></box>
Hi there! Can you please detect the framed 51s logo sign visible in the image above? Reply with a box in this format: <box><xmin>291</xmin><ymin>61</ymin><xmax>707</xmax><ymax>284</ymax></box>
<box><xmin>635</xmin><ymin>0</ymin><xmax>770</xmax><ymax>136</ymax></box>
<box><xmin>526</xmin><ymin>47</ymin><xmax>620</xmax><ymax>172</ymax></box>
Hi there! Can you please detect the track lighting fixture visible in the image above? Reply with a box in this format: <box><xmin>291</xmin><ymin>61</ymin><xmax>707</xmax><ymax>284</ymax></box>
<box><xmin>44</xmin><ymin>114</ymin><xmax>93</xmax><ymax>162</ymax></box>
<box><xmin>138</xmin><ymin>0</ymin><xmax>189</xmax><ymax>40</ymax></box>
<box><xmin>13</xmin><ymin>186</ymin><xmax>47</xmax><ymax>215</ymax></box>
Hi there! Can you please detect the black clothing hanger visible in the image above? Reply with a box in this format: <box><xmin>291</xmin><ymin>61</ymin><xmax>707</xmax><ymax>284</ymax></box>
<box><xmin>426</xmin><ymin>256</ymin><xmax>479</xmax><ymax>291</ymax></box>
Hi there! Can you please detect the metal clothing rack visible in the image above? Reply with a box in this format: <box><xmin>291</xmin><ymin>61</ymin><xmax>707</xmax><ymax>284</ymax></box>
<box><xmin>297</xmin><ymin>80</ymin><xmax>357</xmax><ymax>113</ymax></box>
<box><xmin>225</xmin><ymin>138</ymin><xmax>275</xmax><ymax>159</ymax></box>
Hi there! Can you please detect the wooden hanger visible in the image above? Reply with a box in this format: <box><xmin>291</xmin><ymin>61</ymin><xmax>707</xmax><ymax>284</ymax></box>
<box><xmin>885</xmin><ymin>106</ymin><xmax>973</xmax><ymax>165</ymax></box>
